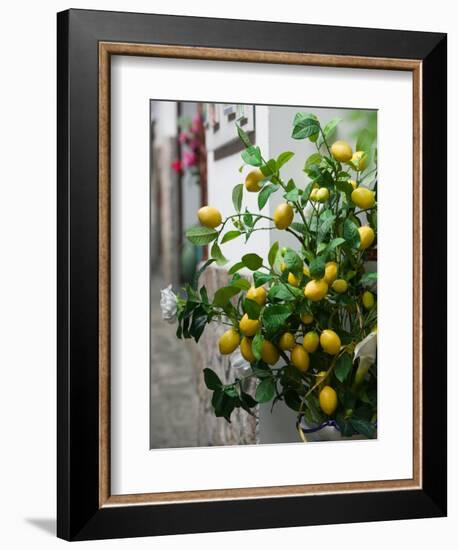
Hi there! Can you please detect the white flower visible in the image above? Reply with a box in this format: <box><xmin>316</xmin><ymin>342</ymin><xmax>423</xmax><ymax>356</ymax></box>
<box><xmin>354</xmin><ymin>331</ymin><xmax>377</xmax><ymax>364</ymax></box>
<box><xmin>160</xmin><ymin>285</ymin><xmax>178</xmax><ymax>324</ymax></box>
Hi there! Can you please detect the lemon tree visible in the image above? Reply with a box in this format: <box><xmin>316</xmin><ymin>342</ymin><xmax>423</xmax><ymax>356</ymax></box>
<box><xmin>174</xmin><ymin>113</ymin><xmax>377</xmax><ymax>438</ymax></box>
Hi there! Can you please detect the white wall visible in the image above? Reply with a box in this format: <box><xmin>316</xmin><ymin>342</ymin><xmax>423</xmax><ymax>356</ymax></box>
<box><xmin>0</xmin><ymin>1</ymin><xmax>455</xmax><ymax>549</ymax></box>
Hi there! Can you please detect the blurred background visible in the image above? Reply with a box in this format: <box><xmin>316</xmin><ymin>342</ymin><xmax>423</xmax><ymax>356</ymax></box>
<box><xmin>149</xmin><ymin>100</ymin><xmax>376</xmax><ymax>449</ymax></box>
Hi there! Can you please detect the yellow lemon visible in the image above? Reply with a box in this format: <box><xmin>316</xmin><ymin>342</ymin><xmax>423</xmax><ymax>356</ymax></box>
<box><xmin>324</xmin><ymin>261</ymin><xmax>338</xmax><ymax>284</ymax></box>
<box><xmin>362</xmin><ymin>290</ymin><xmax>375</xmax><ymax>310</ymax></box>
<box><xmin>240</xmin><ymin>337</ymin><xmax>256</xmax><ymax>363</ymax></box>
<box><xmin>351</xmin><ymin>150</ymin><xmax>368</xmax><ymax>171</ymax></box>
<box><xmin>320</xmin><ymin>329</ymin><xmax>341</xmax><ymax>355</ymax></box>
<box><xmin>310</xmin><ymin>188</ymin><xmax>319</xmax><ymax>201</ymax></box>
<box><xmin>304</xmin><ymin>279</ymin><xmax>328</xmax><ymax>301</ymax></box>
<box><xmin>319</xmin><ymin>386</ymin><xmax>338</xmax><ymax>415</ymax></box>
<box><xmin>303</xmin><ymin>331</ymin><xmax>319</xmax><ymax>353</ymax></box>
<box><xmin>279</xmin><ymin>332</ymin><xmax>295</xmax><ymax>351</ymax></box>
<box><xmin>303</xmin><ymin>265</ymin><xmax>310</xmax><ymax>277</ymax></box>
<box><xmin>261</xmin><ymin>340</ymin><xmax>280</xmax><ymax>365</ymax></box>
<box><xmin>280</xmin><ymin>261</ymin><xmax>287</xmax><ymax>273</ymax></box>
<box><xmin>332</xmin><ymin>279</ymin><xmax>348</xmax><ymax>293</ymax></box>
<box><xmin>351</xmin><ymin>187</ymin><xmax>375</xmax><ymax>209</ymax></box>
<box><xmin>239</xmin><ymin>313</ymin><xmax>260</xmax><ymax>337</ymax></box>
<box><xmin>246</xmin><ymin>286</ymin><xmax>267</xmax><ymax>306</ymax></box>
<box><xmin>273</xmin><ymin>203</ymin><xmax>294</xmax><ymax>230</ymax></box>
<box><xmin>350</xmin><ymin>179</ymin><xmax>357</xmax><ymax>190</ymax></box>
<box><xmin>218</xmin><ymin>329</ymin><xmax>240</xmax><ymax>355</ymax></box>
<box><xmin>291</xmin><ymin>345</ymin><xmax>310</xmax><ymax>373</ymax></box>
<box><xmin>331</xmin><ymin>140</ymin><xmax>353</xmax><ymax>162</ymax></box>
<box><xmin>287</xmin><ymin>272</ymin><xmax>300</xmax><ymax>287</ymax></box>
<box><xmin>316</xmin><ymin>187</ymin><xmax>330</xmax><ymax>202</ymax></box>
<box><xmin>244</xmin><ymin>168</ymin><xmax>264</xmax><ymax>192</ymax></box>
<box><xmin>300</xmin><ymin>313</ymin><xmax>314</xmax><ymax>324</ymax></box>
<box><xmin>358</xmin><ymin>226</ymin><xmax>375</xmax><ymax>250</ymax></box>
<box><xmin>197</xmin><ymin>206</ymin><xmax>222</xmax><ymax>228</ymax></box>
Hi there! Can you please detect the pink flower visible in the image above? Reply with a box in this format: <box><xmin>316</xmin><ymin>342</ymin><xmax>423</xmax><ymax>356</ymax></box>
<box><xmin>171</xmin><ymin>159</ymin><xmax>182</xmax><ymax>174</ymax></box>
<box><xmin>178</xmin><ymin>131</ymin><xmax>189</xmax><ymax>145</ymax></box>
<box><xmin>183</xmin><ymin>151</ymin><xmax>198</xmax><ymax>168</ymax></box>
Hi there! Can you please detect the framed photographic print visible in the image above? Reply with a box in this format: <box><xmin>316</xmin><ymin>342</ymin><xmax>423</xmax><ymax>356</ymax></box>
<box><xmin>57</xmin><ymin>9</ymin><xmax>447</xmax><ymax>541</ymax></box>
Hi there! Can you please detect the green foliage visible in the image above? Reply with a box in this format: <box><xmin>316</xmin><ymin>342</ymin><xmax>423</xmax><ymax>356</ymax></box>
<box><xmin>232</xmin><ymin>183</ymin><xmax>243</xmax><ymax>212</ymax></box>
<box><xmin>258</xmin><ymin>183</ymin><xmax>278</xmax><ymax>210</ymax></box>
<box><xmin>210</xmin><ymin>242</ymin><xmax>228</xmax><ymax>266</ymax></box>
<box><xmin>221</xmin><ymin>230</ymin><xmax>242</xmax><ymax>244</ymax></box>
<box><xmin>276</xmin><ymin>151</ymin><xmax>295</xmax><ymax>168</ymax></box>
<box><xmin>292</xmin><ymin>113</ymin><xmax>320</xmax><ymax>140</ymax></box>
<box><xmin>242</xmin><ymin>253</ymin><xmax>263</xmax><ymax>270</ymax></box>
<box><xmin>186</xmin><ymin>226</ymin><xmax>218</xmax><ymax>245</ymax></box>
<box><xmin>175</xmin><ymin>109</ymin><xmax>377</xmax><ymax>435</ymax></box>
<box><xmin>255</xmin><ymin>377</ymin><xmax>276</xmax><ymax>403</ymax></box>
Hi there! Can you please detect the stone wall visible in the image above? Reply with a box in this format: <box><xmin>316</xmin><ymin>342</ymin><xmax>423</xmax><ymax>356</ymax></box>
<box><xmin>193</xmin><ymin>265</ymin><xmax>259</xmax><ymax>446</ymax></box>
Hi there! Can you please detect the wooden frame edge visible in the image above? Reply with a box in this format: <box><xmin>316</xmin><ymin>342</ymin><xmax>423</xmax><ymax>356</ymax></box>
<box><xmin>98</xmin><ymin>42</ymin><xmax>423</xmax><ymax>508</ymax></box>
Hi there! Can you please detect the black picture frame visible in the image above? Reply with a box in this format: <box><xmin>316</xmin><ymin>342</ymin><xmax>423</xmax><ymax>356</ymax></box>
<box><xmin>57</xmin><ymin>8</ymin><xmax>447</xmax><ymax>541</ymax></box>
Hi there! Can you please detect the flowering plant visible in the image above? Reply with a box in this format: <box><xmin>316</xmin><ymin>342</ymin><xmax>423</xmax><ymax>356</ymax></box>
<box><xmin>171</xmin><ymin>112</ymin><xmax>204</xmax><ymax>182</ymax></box>
<box><xmin>165</xmin><ymin>112</ymin><xmax>377</xmax><ymax>439</ymax></box>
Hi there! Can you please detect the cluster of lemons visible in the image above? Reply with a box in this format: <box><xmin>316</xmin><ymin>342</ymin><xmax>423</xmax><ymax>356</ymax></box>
<box><xmin>195</xmin><ymin>138</ymin><xmax>376</xmax><ymax>418</ymax></box>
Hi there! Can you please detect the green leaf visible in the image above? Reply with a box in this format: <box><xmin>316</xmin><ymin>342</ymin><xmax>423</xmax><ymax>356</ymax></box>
<box><xmin>292</xmin><ymin>113</ymin><xmax>320</xmax><ymax>140</ymax></box>
<box><xmin>276</xmin><ymin>151</ymin><xmax>295</xmax><ymax>168</ymax></box>
<box><xmin>237</xmin><ymin>124</ymin><xmax>252</xmax><ymax>148</ymax></box>
<box><xmin>268</xmin><ymin>241</ymin><xmax>279</xmax><ymax>268</ymax></box>
<box><xmin>242</xmin><ymin>253</ymin><xmax>263</xmax><ymax>271</ymax></box>
<box><xmin>350</xmin><ymin>417</ymin><xmax>376</xmax><ymax>438</ymax></box>
<box><xmin>290</xmin><ymin>221</ymin><xmax>307</xmax><ymax>234</ymax></box>
<box><xmin>301</xmin><ymin>181</ymin><xmax>315</xmax><ymax>206</ymax></box>
<box><xmin>283</xmin><ymin>249</ymin><xmax>303</xmax><ymax>275</ymax></box>
<box><xmin>241</xmin><ymin>145</ymin><xmax>262</xmax><ymax>167</ymax></box>
<box><xmin>213</xmin><ymin>285</ymin><xmax>240</xmax><ymax>307</ymax></box>
<box><xmin>190</xmin><ymin>306</ymin><xmax>208</xmax><ymax>342</ymax></box>
<box><xmin>262</xmin><ymin>304</ymin><xmax>292</xmax><ymax>333</ymax></box>
<box><xmin>243</xmin><ymin>299</ymin><xmax>262</xmax><ymax>320</ymax></box>
<box><xmin>317</xmin><ymin>211</ymin><xmax>336</xmax><ymax>242</ymax></box>
<box><xmin>186</xmin><ymin>226</ymin><xmax>218</xmax><ymax>246</ymax></box>
<box><xmin>228</xmin><ymin>261</ymin><xmax>245</xmax><ymax>275</ymax></box>
<box><xmin>322</xmin><ymin>238</ymin><xmax>346</xmax><ymax>259</ymax></box>
<box><xmin>232</xmin><ymin>184</ymin><xmax>243</xmax><ymax>212</ymax></box>
<box><xmin>252</xmin><ymin>332</ymin><xmax>264</xmax><ymax>361</ymax></box>
<box><xmin>285</xmin><ymin>187</ymin><xmax>300</xmax><ymax>202</ymax></box>
<box><xmin>304</xmin><ymin>153</ymin><xmax>322</xmax><ymax>175</ymax></box>
<box><xmin>258</xmin><ymin>183</ymin><xmax>278</xmax><ymax>210</ymax></box>
<box><xmin>309</xmin><ymin>256</ymin><xmax>326</xmax><ymax>279</ymax></box>
<box><xmin>243</xmin><ymin>210</ymin><xmax>253</xmax><ymax>227</ymax></box>
<box><xmin>268</xmin><ymin>283</ymin><xmax>301</xmax><ymax>302</ymax></box>
<box><xmin>343</xmin><ymin>218</ymin><xmax>361</xmax><ymax>249</ymax></box>
<box><xmin>284</xmin><ymin>390</ymin><xmax>303</xmax><ymax>411</ymax></box>
<box><xmin>260</xmin><ymin>159</ymin><xmax>278</xmax><ymax>177</ymax></box>
<box><xmin>210</xmin><ymin>242</ymin><xmax>228</xmax><ymax>266</ymax></box>
<box><xmin>221</xmin><ymin>230</ymin><xmax>241</xmax><ymax>244</ymax></box>
<box><xmin>318</xmin><ymin>117</ymin><xmax>342</xmax><ymax>147</ymax></box>
<box><xmin>335</xmin><ymin>353</ymin><xmax>353</xmax><ymax>383</ymax></box>
<box><xmin>240</xmin><ymin>391</ymin><xmax>258</xmax><ymax>408</ymax></box>
<box><xmin>253</xmin><ymin>271</ymin><xmax>273</xmax><ymax>287</ymax></box>
<box><xmin>204</xmin><ymin>368</ymin><xmax>222</xmax><ymax>390</ymax></box>
<box><xmin>335</xmin><ymin>174</ymin><xmax>354</xmax><ymax>195</ymax></box>
<box><xmin>212</xmin><ymin>390</ymin><xmax>236</xmax><ymax>421</ymax></box>
<box><xmin>360</xmin><ymin>272</ymin><xmax>378</xmax><ymax>285</ymax></box>
<box><xmin>255</xmin><ymin>378</ymin><xmax>276</xmax><ymax>403</ymax></box>
<box><xmin>230</xmin><ymin>277</ymin><xmax>251</xmax><ymax>291</ymax></box>
<box><xmin>356</xmin><ymin>128</ymin><xmax>374</xmax><ymax>158</ymax></box>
